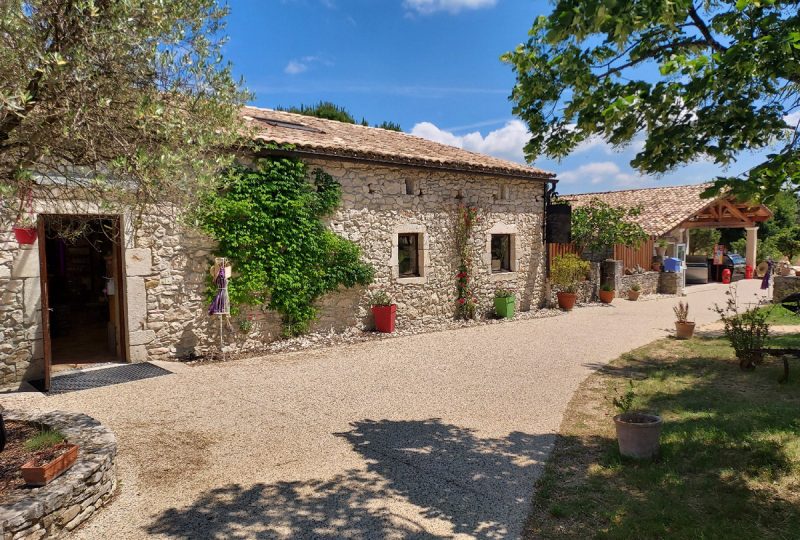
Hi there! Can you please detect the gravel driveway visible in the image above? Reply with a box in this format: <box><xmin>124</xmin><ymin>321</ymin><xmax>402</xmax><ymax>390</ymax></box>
<box><xmin>1</xmin><ymin>281</ymin><xmax>766</xmax><ymax>539</ymax></box>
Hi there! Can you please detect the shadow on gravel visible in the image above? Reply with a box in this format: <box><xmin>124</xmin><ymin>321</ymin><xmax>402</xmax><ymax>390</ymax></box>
<box><xmin>146</xmin><ymin>419</ymin><xmax>552</xmax><ymax>539</ymax></box>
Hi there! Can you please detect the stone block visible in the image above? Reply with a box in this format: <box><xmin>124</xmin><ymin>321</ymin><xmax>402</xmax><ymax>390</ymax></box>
<box><xmin>128</xmin><ymin>345</ymin><xmax>148</xmax><ymax>363</ymax></box>
<box><xmin>10</xmin><ymin>248</ymin><xmax>39</xmax><ymax>279</ymax></box>
<box><xmin>125</xmin><ymin>248</ymin><xmax>152</xmax><ymax>276</ymax></box>
<box><xmin>125</xmin><ymin>277</ymin><xmax>147</xmax><ymax>331</ymax></box>
<box><xmin>128</xmin><ymin>330</ymin><xmax>156</xmax><ymax>346</ymax></box>
<box><xmin>22</xmin><ymin>278</ymin><xmax>40</xmax><ymax>324</ymax></box>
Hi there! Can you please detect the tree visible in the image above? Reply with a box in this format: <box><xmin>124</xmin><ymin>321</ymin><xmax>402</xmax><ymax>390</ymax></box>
<box><xmin>689</xmin><ymin>228</ymin><xmax>721</xmax><ymax>255</ymax></box>
<box><xmin>503</xmin><ymin>0</ymin><xmax>800</xmax><ymax>203</ymax></box>
<box><xmin>773</xmin><ymin>227</ymin><xmax>800</xmax><ymax>260</ymax></box>
<box><xmin>0</xmin><ymin>0</ymin><xmax>248</xmax><ymax>226</ymax></box>
<box><xmin>278</xmin><ymin>101</ymin><xmax>403</xmax><ymax>131</ymax></box>
<box><xmin>569</xmin><ymin>198</ymin><xmax>648</xmax><ymax>257</ymax></box>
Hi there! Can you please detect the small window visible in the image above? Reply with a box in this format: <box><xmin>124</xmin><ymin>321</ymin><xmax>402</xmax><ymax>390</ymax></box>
<box><xmin>500</xmin><ymin>185</ymin><xmax>511</xmax><ymax>201</ymax></box>
<box><xmin>398</xmin><ymin>233</ymin><xmax>420</xmax><ymax>277</ymax></box>
<box><xmin>404</xmin><ymin>179</ymin><xmax>417</xmax><ymax>196</ymax></box>
<box><xmin>491</xmin><ymin>234</ymin><xmax>511</xmax><ymax>273</ymax></box>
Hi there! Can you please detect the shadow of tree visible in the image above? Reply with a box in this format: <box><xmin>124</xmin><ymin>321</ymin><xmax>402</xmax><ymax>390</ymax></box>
<box><xmin>147</xmin><ymin>419</ymin><xmax>552</xmax><ymax>539</ymax></box>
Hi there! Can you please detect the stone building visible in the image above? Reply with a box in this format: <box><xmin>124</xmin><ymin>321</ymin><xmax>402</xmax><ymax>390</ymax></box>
<box><xmin>1</xmin><ymin>107</ymin><xmax>555</xmax><ymax>388</ymax></box>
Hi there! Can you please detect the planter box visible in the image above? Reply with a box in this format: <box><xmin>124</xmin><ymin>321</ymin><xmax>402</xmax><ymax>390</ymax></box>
<box><xmin>13</xmin><ymin>226</ymin><xmax>37</xmax><ymax>245</ymax></box>
<box><xmin>494</xmin><ymin>296</ymin><xmax>515</xmax><ymax>319</ymax></box>
<box><xmin>371</xmin><ymin>304</ymin><xmax>396</xmax><ymax>333</ymax></box>
<box><xmin>21</xmin><ymin>444</ymin><xmax>79</xmax><ymax>486</ymax></box>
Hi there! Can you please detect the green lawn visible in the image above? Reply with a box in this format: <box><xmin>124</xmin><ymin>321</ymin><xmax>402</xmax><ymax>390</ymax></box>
<box><xmin>761</xmin><ymin>304</ymin><xmax>800</xmax><ymax>326</ymax></box>
<box><xmin>526</xmin><ymin>334</ymin><xmax>800</xmax><ymax>539</ymax></box>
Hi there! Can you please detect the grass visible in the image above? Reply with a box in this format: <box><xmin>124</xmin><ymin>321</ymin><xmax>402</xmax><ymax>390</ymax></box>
<box><xmin>23</xmin><ymin>429</ymin><xmax>65</xmax><ymax>452</ymax></box>
<box><xmin>525</xmin><ymin>333</ymin><xmax>800</xmax><ymax>539</ymax></box>
<box><xmin>760</xmin><ymin>304</ymin><xmax>800</xmax><ymax>326</ymax></box>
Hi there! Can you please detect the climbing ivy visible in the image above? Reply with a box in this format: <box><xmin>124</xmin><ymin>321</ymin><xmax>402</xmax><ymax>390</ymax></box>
<box><xmin>196</xmin><ymin>157</ymin><xmax>374</xmax><ymax>336</ymax></box>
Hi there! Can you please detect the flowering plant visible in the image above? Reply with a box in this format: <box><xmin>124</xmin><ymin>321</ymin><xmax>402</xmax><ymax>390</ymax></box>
<box><xmin>455</xmin><ymin>204</ymin><xmax>479</xmax><ymax>319</ymax></box>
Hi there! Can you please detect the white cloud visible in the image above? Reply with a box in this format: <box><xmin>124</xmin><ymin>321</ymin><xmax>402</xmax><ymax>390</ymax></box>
<box><xmin>558</xmin><ymin>161</ymin><xmax>645</xmax><ymax>188</ymax></box>
<box><xmin>785</xmin><ymin>111</ymin><xmax>800</xmax><ymax>128</ymax></box>
<box><xmin>403</xmin><ymin>0</ymin><xmax>497</xmax><ymax>15</ymax></box>
<box><xmin>283</xmin><ymin>55</ymin><xmax>333</xmax><ymax>76</ymax></box>
<box><xmin>411</xmin><ymin>119</ymin><xmax>530</xmax><ymax>162</ymax></box>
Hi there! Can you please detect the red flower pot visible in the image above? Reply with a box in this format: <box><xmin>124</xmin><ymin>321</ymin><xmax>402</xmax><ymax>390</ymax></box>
<box><xmin>13</xmin><ymin>226</ymin><xmax>37</xmax><ymax>245</ymax></box>
<box><xmin>372</xmin><ymin>304</ymin><xmax>396</xmax><ymax>333</ymax></box>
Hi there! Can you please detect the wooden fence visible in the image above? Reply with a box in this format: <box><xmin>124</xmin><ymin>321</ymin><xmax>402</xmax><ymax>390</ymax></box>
<box><xmin>548</xmin><ymin>238</ymin><xmax>654</xmax><ymax>270</ymax></box>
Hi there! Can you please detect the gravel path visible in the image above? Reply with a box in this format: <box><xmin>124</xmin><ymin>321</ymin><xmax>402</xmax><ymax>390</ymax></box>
<box><xmin>0</xmin><ymin>281</ymin><xmax>767</xmax><ymax>539</ymax></box>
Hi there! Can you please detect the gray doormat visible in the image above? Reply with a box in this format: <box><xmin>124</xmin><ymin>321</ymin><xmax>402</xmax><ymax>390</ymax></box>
<box><xmin>44</xmin><ymin>362</ymin><xmax>173</xmax><ymax>394</ymax></box>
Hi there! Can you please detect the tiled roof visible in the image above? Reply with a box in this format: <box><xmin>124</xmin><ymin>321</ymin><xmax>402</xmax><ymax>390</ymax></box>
<box><xmin>563</xmin><ymin>183</ymin><xmax>715</xmax><ymax>236</ymax></box>
<box><xmin>240</xmin><ymin>106</ymin><xmax>555</xmax><ymax>180</ymax></box>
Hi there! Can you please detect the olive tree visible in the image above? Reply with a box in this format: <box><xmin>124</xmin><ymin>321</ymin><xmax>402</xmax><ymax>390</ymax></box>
<box><xmin>0</xmin><ymin>0</ymin><xmax>249</xmax><ymax>226</ymax></box>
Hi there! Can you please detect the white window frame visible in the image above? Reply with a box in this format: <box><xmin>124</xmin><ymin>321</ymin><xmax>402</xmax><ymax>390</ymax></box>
<box><xmin>390</xmin><ymin>224</ymin><xmax>429</xmax><ymax>284</ymax></box>
<box><xmin>484</xmin><ymin>223</ymin><xmax>520</xmax><ymax>281</ymax></box>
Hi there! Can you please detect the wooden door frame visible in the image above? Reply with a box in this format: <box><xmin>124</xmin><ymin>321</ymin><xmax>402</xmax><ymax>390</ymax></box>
<box><xmin>38</xmin><ymin>214</ymin><xmax>128</xmax><ymax>391</ymax></box>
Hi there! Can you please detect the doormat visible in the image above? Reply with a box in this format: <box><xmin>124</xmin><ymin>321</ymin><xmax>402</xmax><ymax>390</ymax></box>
<box><xmin>43</xmin><ymin>362</ymin><xmax>173</xmax><ymax>394</ymax></box>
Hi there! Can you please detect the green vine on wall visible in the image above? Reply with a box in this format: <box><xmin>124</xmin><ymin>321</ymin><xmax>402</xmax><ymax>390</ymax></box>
<box><xmin>455</xmin><ymin>204</ymin><xmax>478</xmax><ymax>319</ymax></box>
<box><xmin>196</xmin><ymin>157</ymin><xmax>374</xmax><ymax>336</ymax></box>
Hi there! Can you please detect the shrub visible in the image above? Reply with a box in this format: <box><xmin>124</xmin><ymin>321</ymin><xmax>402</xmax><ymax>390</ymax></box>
<box><xmin>494</xmin><ymin>288</ymin><xmax>514</xmax><ymax>298</ymax></box>
<box><xmin>369</xmin><ymin>290</ymin><xmax>393</xmax><ymax>306</ymax></box>
<box><xmin>600</xmin><ymin>283</ymin><xmax>614</xmax><ymax>292</ymax></box>
<box><xmin>714</xmin><ymin>289</ymin><xmax>771</xmax><ymax>371</ymax></box>
<box><xmin>24</xmin><ymin>429</ymin><xmax>65</xmax><ymax>452</ymax></box>
<box><xmin>551</xmin><ymin>254</ymin><xmax>590</xmax><ymax>293</ymax></box>
<box><xmin>631</xmin><ymin>283</ymin><xmax>642</xmax><ymax>292</ymax></box>
<box><xmin>673</xmin><ymin>301</ymin><xmax>690</xmax><ymax>323</ymax></box>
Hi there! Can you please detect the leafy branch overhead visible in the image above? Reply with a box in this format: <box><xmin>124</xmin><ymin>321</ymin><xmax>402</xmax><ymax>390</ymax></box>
<box><xmin>196</xmin><ymin>157</ymin><xmax>374</xmax><ymax>336</ymax></box>
<box><xmin>503</xmin><ymin>0</ymin><xmax>800</xmax><ymax>202</ymax></box>
<box><xmin>0</xmin><ymin>0</ymin><xmax>249</xmax><ymax>223</ymax></box>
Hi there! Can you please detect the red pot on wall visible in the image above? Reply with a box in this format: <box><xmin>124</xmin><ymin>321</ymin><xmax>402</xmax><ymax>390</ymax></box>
<box><xmin>372</xmin><ymin>304</ymin><xmax>396</xmax><ymax>333</ymax></box>
<box><xmin>13</xmin><ymin>226</ymin><xmax>37</xmax><ymax>245</ymax></box>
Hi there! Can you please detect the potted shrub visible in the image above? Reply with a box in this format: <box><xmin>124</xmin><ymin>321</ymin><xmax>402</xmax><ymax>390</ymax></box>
<box><xmin>612</xmin><ymin>381</ymin><xmax>663</xmax><ymax>460</ymax></box>
<box><xmin>599</xmin><ymin>283</ymin><xmax>615</xmax><ymax>304</ymax></box>
<box><xmin>20</xmin><ymin>429</ymin><xmax>79</xmax><ymax>486</ymax></box>
<box><xmin>674</xmin><ymin>301</ymin><xmax>695</xmax><ymax>339</ymax></box>
<box><xmin>551</xmin><ymin>253</ymin><xmax>590</xmax><ymax>311</ymax></box>
<box><xmin>655</xmin><ymin>238</ymin><xmax>669</xmax><ymax>258</ymax></box>
<box><xmin>369</xmin><ymin>290</ymin><xmax>396</xmax><ymax>333</ymax></box>
<box><xmin>494</xmin><ymin>289</ymin><xmax>515</xmax><ymax>319</ymax></box>
<box><xmin>628</xmin><ymin>283</ymin><xmax>641</xmax><ymax>301</ymax></box>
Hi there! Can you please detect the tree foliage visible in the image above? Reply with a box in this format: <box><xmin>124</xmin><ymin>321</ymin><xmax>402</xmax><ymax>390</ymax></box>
<box><xmin>0</xmin><ymin>0</ymin><xmax>248</xmax><ymax>225</ymax></box>
<box><xmin>570</xmin><ymin>198</ymin><xmax>649</xmax><ymax>255</ymax></box>
<box><xmin>503</xmin><ymin>0</ymin><xmax>800</xmax><ymax>202</ymax></box>
<box><xmin>277</xmin><ymin>101</ymin><xmax>403</xmax><ymax>131</ymax></box>
<box><xmin>196</xmin><ymin>157</ymin><xmax>374</xmax><ymax>336</ymax></box>
<box><xmin>689</xmin><ymin>228</ymin><xmax>721</xmax><ymax>255</ymax></box>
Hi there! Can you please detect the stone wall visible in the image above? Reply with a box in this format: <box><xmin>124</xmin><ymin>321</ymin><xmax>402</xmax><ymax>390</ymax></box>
<box><xmin>0</xmin><ymin>410</ymin><xmax>117</xmax><ymax>539</ymax></box>
<box><xmin>774</xmin><ymin>275</ymin><xmax>800</xmax><ymax>303</ymax></box>
<box><xmin>1</xmin><ymin>159</ymin><xmax>547</xmax><ymax>382</ymax></box>
<box><xmin>620</xmin><ymin>272</ymin><xmax>660</xmax><ymax>296</ymax></box>
<box><xmin>658</xmin><ymin>271</ymin><xmax>683</xmax><ymax>295</ymax></box>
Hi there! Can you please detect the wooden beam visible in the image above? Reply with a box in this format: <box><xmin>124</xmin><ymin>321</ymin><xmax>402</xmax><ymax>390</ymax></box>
<box><xmin>680</xmin><ymin>220</ymin><xmax>756</xmax><ymax>229</ymax></box>
<box><xmin>720</xmin><ymin>198</ymin><xmax>750</xmax><ymax>222</ymax></box>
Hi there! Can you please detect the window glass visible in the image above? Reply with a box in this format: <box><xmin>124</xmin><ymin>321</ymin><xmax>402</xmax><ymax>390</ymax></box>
<box><xmin>398</xmin><ymin>234</ymin><xmax>420</xmax><ymax>277</ymax></box>
<box><xmin>491</xmin><ymin>234</ymin><xmax>511</xmax><ymax>272</ymax></box>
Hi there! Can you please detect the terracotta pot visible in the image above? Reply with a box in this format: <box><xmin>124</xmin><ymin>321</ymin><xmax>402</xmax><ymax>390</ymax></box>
<box><xmin>556</xmin><ymin>291</ymin><xmax>577</xmax><ymax>311</ymax></box>
<box><xmin>13</xmin><ymin>226</ymin><xmax>37</xmax><ymax>245</ymax></box>
<box><xmin>614</xmin><ymin>413</ymin><xmax>662</xmax><ymax>459</ymax></box>
<box><xmin>21</xmin><ymin>444</ymin><xmax>79</xmax><ymax>486</ymax></box>
<box><xmin>599</xmin><ymin>289</ymin><xmax>615</xmax><ymax>304</ymax></box>
<box><xmin>675</xmin><ymin>321</ymin><xmax>695</xmax><ymax>340</ymax></box>
<box><xmin>652</xmin><ymin>262</ymin><xmax>662</xmax><ymax>272</ymax></box>
<box><xmin>628</xmin><ymin>290</ymin><xmax>641</xmax><ymax>301</ymax></box>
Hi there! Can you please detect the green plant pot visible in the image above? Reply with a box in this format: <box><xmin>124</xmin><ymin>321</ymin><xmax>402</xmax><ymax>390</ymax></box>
<box><xmin>494</xmin><ymin>296</ymin><xmax>515</xmax><ymax>319</ymax></box>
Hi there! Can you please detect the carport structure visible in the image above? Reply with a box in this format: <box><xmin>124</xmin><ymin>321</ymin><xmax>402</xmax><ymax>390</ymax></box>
<box><xmin>566</xmin><ymin>183</ymin><xmax>772</xmax><ymax>268</ymax></box>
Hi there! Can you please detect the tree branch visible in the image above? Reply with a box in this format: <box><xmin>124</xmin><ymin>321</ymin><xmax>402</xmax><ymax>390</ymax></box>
<box><xmin>688</xmin><ymin>5</ymin><xmax>727</xmax><ymax>53</ymax></box>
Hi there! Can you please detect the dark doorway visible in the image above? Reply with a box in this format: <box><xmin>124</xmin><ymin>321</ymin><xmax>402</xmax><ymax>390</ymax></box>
<box><xmin>41</xmin><ymin>216</ymin><xmax>126</xmax><ymax>371</ymax></box>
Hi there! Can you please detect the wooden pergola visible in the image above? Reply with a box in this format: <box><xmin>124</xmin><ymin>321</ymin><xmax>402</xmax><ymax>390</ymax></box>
<box><xmin>680</xmin><ymin>196</ymin><xmax>772</xmax><ymax>268</ymax></box>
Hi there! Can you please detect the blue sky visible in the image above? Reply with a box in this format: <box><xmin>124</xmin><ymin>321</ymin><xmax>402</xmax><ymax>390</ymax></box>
<box><xmin>224</xmin><ymin>0</ymin><xmax>770</xmax><ymax>194</ymax></box>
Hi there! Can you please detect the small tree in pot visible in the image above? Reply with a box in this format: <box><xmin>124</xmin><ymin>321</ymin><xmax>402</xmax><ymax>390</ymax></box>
<box><xmin>612</xmin><ymin>381</ymin><xmax>662</xmax><ymax>460</ymax></box>
<box><xmin>599</xmin><ymin>283</ymin><xmax>615</xmax><ymax>304</ymax></box>
<box><xmin>674</xmin><ymin>301</ymin><xmax>695</xmax><ymax>339</ymax></box>
<box><xmin>551</xmin><ymin>253</ymin><xmax>590</xmax><ymax>311</ymax></box>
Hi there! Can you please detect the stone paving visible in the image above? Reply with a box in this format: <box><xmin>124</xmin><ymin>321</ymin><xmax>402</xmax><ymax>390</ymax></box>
<box><xmin>0</xmin><ymin>281</ymin><xmax>768</xmax><ymax>539</ymax></box>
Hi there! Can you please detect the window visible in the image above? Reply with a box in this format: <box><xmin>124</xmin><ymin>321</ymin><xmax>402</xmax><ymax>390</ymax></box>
<box><xmin>398</xmin><ymin>233</ymin><xmax>420</xmax><ymax>277</ymax></box>
<box><xmin>491</xmin><ymin>234</ymin><xmax>511</xmax><ymax>273</ymax></box>
<box><xmin>404</xmin><ymin>179</ymin><xmax>417</xmax><ymax>196</ymax></box>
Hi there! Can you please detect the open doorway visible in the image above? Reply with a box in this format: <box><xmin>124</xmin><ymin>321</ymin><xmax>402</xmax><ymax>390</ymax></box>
<box><xmin>40</xmin><ymin>215</ymin><xmax>126</xmax><ymax>375</ymax></box>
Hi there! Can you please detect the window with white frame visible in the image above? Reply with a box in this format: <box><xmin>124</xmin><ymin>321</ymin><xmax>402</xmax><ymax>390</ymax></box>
<box><xmin>398</xmin><ymin>233</ymin><xmax>421</xmax><ymax>277</ymax></box>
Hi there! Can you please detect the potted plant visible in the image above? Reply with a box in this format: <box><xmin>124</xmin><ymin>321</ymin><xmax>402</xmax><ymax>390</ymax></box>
<box><xmin>628</xmin><ymin>283</ymin><xmax>641</xmax><ymax>301</ymax></box>
<box><xmin>12</xmin><ymin>214</ymin><xmax>37</xmax><ymax>245</ymax></box>
<box><xmin>369</xmin><ymin>290</ymin><xmax>396</xmax><ymax>333</ymax></box>
<box><xmin>551</xmin><ymin>253</ymin><xmax>590</xmax><ymax>311</ymax></box>
<box><xmin>494</xmin><ymin>289</ymin><xmax>515</xmax><ymax>319</ymax></box>
<box><xmin>612</xmin><ymin>381</ymin><xmax>663</xmax><ymax>460</ymax></box>
<box><xmin>20</xmin><ymin>429</ymin><xmax>79</xmax><ymax>486</ymax></box>
<box><xmin>655</xmin><ymin>238</ymin><xmax>669</xmax><ymax>258</ymax></box>
<box><xmin>651</xmin><ymin>260</ymin><xmax>662</xmax><ymax>272</ymax></box>
<box><xmin>599</xmin><ymin>283</ymin><xmax>615</xmax><ymax>304</ymax></box>
<box><xmin>674</xmin><ymin>301</ymin><xmax>695</xmax><ymax>339</ymax></box>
